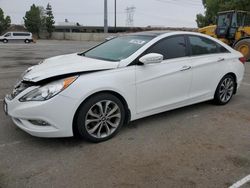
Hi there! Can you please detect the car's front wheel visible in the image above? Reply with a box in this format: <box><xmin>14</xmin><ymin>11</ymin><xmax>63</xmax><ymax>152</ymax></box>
<box><xmin>3</xmin><ymin>39</ymin><xmax>8</xmax><ymax>43</ymax></box>
<box><xmin>74</xmin><ymin>93</ymin><xmax>125</xmax><ymax>142</ymax></box>
<box><xmin>214</xmin><ymin>74</ymin><xmax>236</xmax><ymax>105</ymax></box>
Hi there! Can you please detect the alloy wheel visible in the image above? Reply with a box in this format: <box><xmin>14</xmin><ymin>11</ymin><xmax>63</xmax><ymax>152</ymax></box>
<box><xmin>85</xmin><ymin>100</ymin><xmax>121</xmax><ymax>139</ymax></box>
<box><xmin>219</xmin><ymin>77</ymin><xmax>234</xmax><ymax>103</ymax></box>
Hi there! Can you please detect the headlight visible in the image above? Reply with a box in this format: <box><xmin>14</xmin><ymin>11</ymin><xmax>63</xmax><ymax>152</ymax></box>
<box><xmin>19</xmin><ymin>76</ymin><xmax>78</xmax><ymax>102</ymax></box>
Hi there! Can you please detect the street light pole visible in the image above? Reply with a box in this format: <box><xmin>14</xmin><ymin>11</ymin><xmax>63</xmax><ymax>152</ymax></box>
<box><xmin>104</xmin><ymin>0</ymin><xmax>108</xmax><ymax>33</ymax></box>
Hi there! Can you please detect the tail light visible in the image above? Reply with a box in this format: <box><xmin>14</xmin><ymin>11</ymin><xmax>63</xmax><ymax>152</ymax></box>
<box><xmin>239</xmin><ymin>57</ymin><xmax>247</xmax><ymax>64</ymax></box>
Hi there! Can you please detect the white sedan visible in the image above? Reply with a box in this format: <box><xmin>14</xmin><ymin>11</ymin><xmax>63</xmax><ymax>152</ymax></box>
<box><xmin>4</xmin><ymin>31</ymin><xmax>245</xmax><ymax>142</ymax></box>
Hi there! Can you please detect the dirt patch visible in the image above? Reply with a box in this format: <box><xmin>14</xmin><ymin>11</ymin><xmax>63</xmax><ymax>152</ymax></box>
<box><xmin>0</xmin><ymin>173</ymin><xmax>5</xmax><ymax>188</ymax></box>
<box><xmin>226</xmin><ymin>156</ymin><xmax>250</xmax><ymax>168</ymax></box>
<box><xmin>242</xmin><ymin>181</ymin><xmax>250</xmax><ymax>188</ymax></box>
<box><xmin>222</xmin><ymin>111</ymin><xmax>250</xmax><ymax>122</ymax></box>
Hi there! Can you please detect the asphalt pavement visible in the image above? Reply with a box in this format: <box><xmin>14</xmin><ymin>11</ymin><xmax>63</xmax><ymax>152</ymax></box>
<box><xmin>0</xmin><ymin>40</ymin><xmax>249</xmax><ymax>188</ymax></box>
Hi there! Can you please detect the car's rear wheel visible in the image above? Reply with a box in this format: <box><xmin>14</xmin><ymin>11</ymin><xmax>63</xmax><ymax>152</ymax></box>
<box><xmin>214</xmin><ymin>74</ymin><xmax>236</xmax><ymax>105</ymax></box>
<box><xmin>3</xmin><ymin>39</ymin><xmax>8</xmax><ymax>43</ymax></box>
<box><xmin>24</xmin><ymin>39</ymin><xmax>30</xmax><ymax>43</ymax></box>
<box><xmin>75</xmin><ymin>93</ymin><xmax>125</xmax><ymax>142</ymax></box>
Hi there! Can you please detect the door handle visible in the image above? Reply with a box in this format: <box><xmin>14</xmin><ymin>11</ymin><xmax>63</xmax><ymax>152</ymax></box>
<box><xmin>217</xmin><ymin>58</ymin><xmax>225</xmax><ymax>62</ymax></box>
<box><xmin>180</xmin><ymin>65</ymin><xmax>191</xmax><ymax>71</ymax></box>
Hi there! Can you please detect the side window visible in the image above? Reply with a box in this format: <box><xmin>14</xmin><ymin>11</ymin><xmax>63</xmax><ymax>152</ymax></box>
<box><xmin>4</xmin><ymin>33</ymin><xmax>11</xmax><ymax>37</ymax></box>
<box><xmin>13</xmin><ymin>33</ymin><xmax>30</xmax><ymax>36</ymax></box>
<box><xmin>217</xmin><ymin>44</ymin><xmax>229</xmax><ymax>53</ymax></box>
<box><xmin>244</xmin><ymin>14</ymin><xmax>250</xmax><ymax>26</ymax></box>
<box><xmin>146</xmin><ymin>36</ymin><xmax>187</xmax><ymax>60</ymax></box>
<box><xmin>188</xmin><ymin>35</ymin><xmax>228</xmax><ymax>56</ymax></box>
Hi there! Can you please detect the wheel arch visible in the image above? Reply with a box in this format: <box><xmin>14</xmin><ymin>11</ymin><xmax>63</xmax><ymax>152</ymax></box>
<box><xmin>72</xmin><ymin>90</ymin><xmax>131</xmax><ymax>137</ymax></box>
<box><xmin>217</xmin><ymin>72</ymin><xmax>238</xmax><ymax>95</ymax></box>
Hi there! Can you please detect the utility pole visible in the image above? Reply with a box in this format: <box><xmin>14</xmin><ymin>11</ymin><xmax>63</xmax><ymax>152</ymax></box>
<box><xmin>104</xmin><ymin>0</ymin><xmax>108</xmax><ymax>33</ymax></box>
<box><xmin>125</xmin><ymin>6</ymin><xmax>136</xmax><ymax>27</ymax></box>
<box><xmin>114</xmin><ymin>0</ymin><xmax>117</xmax><ymax>32</ymax></box>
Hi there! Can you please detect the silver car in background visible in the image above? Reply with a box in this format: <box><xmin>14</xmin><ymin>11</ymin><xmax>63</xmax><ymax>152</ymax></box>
<box><xmin>0</xmin><ymin>32</ymin><xmax>33</xmax><ymax>43</ymax></box>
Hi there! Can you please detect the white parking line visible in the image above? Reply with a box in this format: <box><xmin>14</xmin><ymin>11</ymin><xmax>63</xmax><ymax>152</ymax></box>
<box><xmin>229</xmin><ymin>175</ymin><xmax>250</xmax><ymax>188</ymax></box>
<box><xmin>0</xmin><ymin>141</ymin><xmax>22</xmax><ymax>148</ymax></box>
<box><xmin>0</xmin><ymin>70</ymin><xmax>23</xmax><ymax>74</ymax></box>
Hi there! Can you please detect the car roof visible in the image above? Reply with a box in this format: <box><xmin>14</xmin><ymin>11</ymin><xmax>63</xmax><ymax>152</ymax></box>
<box><xmin>124</xmin><ymin>30</ymin><xmax>234</xmax><ymax>52</ymax></box>
<box><xmin>9</xmin><ymin>31</ymin><xmax>31</xmax><ymax>33</ymax></box>
<box><xmin>127</xmin><ymin>30</ymin><xmax>173</xmax><ymax>37</ymax></box>
<box><xmin>126</xmin><ymin>30</ymin><xmax>202</xmax><ymax>38</ymax></box>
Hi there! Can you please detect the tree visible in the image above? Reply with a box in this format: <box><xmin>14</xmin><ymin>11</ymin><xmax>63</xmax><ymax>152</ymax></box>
<box><xmin>196</xmin><ymin>0</ymin><xmax>250</xmax><ymax>28</ymax></box>
<box><xmin>45</xmin><ymin>3</ymin><xmax>55</xmax><ymax>38</ymax></box>
<box><xmin>0</xmin><ymin>8</ymin><xmax>11</xmax><ymax>34</ymax></box>
<box><xmin>196</xmin><ymin>0</ymin><xmax>221</xmax><ymax>28</ymax></box>
<box><xmin>23</xmin><ymin>4</ymin><xmax>43</xmax><ymax>38</ymax></box>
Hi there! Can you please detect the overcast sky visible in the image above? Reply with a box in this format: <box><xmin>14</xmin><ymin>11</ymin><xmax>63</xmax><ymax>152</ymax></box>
<box><xmin>0</xmin><ymin>0</ymin><xmax>204</xmax><ymax>27</ymax></box>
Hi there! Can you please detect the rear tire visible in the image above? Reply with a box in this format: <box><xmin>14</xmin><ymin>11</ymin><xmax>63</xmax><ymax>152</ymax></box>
<box><xmin>74</xmin><ymin>93</ymin><xmax>125</xmax><ymax>143</ymax></box>
<box><xmin>234</xmin><ymin>39</ymin><xmax>250</xmax><ymax>60</ymax></box>
<box><xmin>3</xmin><ymin>39</ymin><xmax>8</xmax><ymax>43</ymax></box>
<box><xmin>24</xmin><ymin>39</ymin><xmax>30</xmax><ymax>43</ymax></box>
<box><xmin>213</xmin><ymin>75</ymin><xmax>236</xmax><ymax>105</ymax></box>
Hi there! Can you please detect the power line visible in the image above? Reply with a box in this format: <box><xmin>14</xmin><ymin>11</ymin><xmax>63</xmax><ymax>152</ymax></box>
<box><xmin>156</xmin><ymin>0</ymin><xmax>202</xmax><ymax>7</ymax></box>
<box><xmin>136</xmin><ymin>10</ymin><xmax>194</xmax><ymax>24</ymax></box>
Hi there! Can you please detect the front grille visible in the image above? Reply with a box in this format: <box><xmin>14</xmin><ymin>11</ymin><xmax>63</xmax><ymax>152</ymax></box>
<box><xmin>9</xmin><ymin>81</ymin><xmax>33</xmax><ymax>100</ymax></box>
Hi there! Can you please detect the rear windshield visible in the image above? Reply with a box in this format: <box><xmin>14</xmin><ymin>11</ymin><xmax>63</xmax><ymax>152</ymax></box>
<box><xmin>82</xmin><ymin>35</ymin><xmax>154</xmax><ymax>61</ymax></box>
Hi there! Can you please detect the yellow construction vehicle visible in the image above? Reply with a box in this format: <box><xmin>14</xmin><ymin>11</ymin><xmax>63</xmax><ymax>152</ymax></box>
<box><xmin>198</xmin><ymin>10</ymin><xmax>250</xmax><ymax>59</ymax></box>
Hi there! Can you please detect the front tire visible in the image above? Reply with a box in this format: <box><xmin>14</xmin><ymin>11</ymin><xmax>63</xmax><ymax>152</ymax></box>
<box><xmin>74</xmin><ymin>93</ymin><xmax>125</xmax><ymax>142</ymax></box>
<box><xmin>3</xmin><ymin>39</ymin><xmax>8</xmax><ymax>43</ymax></box>
<box><xmin>213</xmin><ymin>75</ymin><xmax>236</xmax><ymax>105</ymax></box>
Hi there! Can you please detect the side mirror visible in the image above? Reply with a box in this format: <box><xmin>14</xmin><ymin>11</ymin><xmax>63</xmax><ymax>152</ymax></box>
<box><xmin>139</xmin><ymin>53</ymin><xmax>163</xmax><ymax>65</ymax></box>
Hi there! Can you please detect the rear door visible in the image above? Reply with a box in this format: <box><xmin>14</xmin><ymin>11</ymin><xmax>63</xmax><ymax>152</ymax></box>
<box><xmin>187</xmin><ymin>35</ymin><xmax>231</xmax><ymax>99</ymax></box>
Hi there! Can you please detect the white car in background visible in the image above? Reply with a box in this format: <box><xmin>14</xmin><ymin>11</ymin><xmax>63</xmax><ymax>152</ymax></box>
<box><xmin>0</xmin><ymin>32</ymin><xmax>33</xmax><ymax>43</ymax></box>
<box><xmin>4</xmin><ymin>31</ymin><xmax>245</xmax><ymax>142</ymax></box>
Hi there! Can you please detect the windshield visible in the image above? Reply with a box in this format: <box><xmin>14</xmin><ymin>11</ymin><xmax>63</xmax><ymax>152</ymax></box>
<box><xmin>4</xmin><ymin>33</ymin><xmax>11</xmax><ymax>37</ymax></box>
<box><xmin>218</xmin><ymin>13</ymin><xmax>232</xmax><ymax>27</ymax></box>
<box><xmin>83</xmin><ymin>35</ymin><xmax>154</xmax><ymax>61</ymax></box>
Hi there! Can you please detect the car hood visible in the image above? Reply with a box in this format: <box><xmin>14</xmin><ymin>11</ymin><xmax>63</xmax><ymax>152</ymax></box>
<box><xmin>23</xmin><ymin>53</ymin><xmax>119</xmax><ymax>82</ymax></box>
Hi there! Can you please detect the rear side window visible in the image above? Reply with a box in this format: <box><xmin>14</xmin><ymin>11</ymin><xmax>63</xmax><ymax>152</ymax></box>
<box><xmin>13</xmin><ymin>33</ymin><xmax>30</xmax><ymax>36</ymax></box>
<box><xmin>147</xmin><ymin>36</ymin><xmax>187</xmax><ymax>60</ymax></box>
<box><xmin>188</xmin><ymin>35</ymin><xmax>229</xmax><ymax>56</ymax></box>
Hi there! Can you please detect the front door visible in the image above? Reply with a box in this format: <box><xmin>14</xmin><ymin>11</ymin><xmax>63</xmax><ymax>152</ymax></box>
<box><xmin>135</xmin><ymin>35</ymin><xmax>192</xmax><ymax>114</ymax></box>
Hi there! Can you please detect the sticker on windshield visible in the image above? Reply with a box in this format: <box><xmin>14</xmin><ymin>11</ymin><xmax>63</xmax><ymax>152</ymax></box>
<box><xmin>129</xmin><ymin>39</ymin><xmax>146</xmax><ymax>45</ymax></box>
